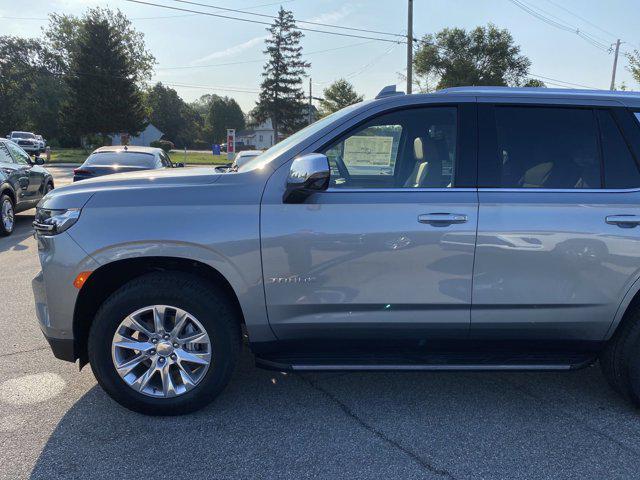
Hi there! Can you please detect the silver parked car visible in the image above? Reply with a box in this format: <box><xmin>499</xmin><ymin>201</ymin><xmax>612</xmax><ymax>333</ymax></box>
<box><xmin>32</xmin><ymin>86</ymin><xmax>640</xmax><ymax>414</ymax></box>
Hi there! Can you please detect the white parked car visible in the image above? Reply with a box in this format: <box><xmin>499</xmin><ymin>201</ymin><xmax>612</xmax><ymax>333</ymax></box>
<box><xmin>232</xmin><ymin>149</ymin><xmax>263</xmax><ymax>169</ymax></box>
<box><xmin>35</xmin><ymin>134</ymin><xmax>46</xmax><ymax>152</ymax></box>
<box><xmin>6</xmin><ymin>131</ymin><xmax>40</xmax><ymax>155</ymax></box>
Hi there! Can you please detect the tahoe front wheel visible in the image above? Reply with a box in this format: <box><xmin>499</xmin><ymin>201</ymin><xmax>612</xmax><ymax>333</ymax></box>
<box><xmin>88</xmin><ymin>272</ymin><xmax>240</xmax><ymax>415</ymax></box>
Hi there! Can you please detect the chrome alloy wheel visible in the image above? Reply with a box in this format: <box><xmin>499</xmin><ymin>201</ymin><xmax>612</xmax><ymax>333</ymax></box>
<box><xmin>1</xmin><ymin>197</ymin><xmax>14</xmax><ymax>233</ymax></box>
<box><xmin>111</xmin><ymin>305</ymin><xmax>212</xmax><ymax>398</ymax></box>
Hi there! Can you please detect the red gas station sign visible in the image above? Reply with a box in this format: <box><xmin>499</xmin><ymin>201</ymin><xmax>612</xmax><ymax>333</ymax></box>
<box><xmin>226</xmin><ymin>129</ymin><xmax>235</xmax><ymax>154</ymax></box>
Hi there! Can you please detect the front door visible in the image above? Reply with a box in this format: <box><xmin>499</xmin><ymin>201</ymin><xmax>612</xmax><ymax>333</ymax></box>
<box><xmin>261</xmin><ymin>104</ymin><xmax>478</xmax><ymax>351</ymax></box>
<box><xmin>472</xmin><ymin>103</ymin><xmax>640</xmax><ymax>350</ymax></box>
<box><xmin>5</xmin><ymin>141</ymin><xmax>40</xmax><ymax>200</ymax></box>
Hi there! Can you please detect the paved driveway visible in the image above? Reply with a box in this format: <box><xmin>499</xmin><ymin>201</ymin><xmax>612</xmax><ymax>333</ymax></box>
<box><xmin>1</xmin><ymin>167</ymin><xmax>640</xmax><ymax>480</ymax></box>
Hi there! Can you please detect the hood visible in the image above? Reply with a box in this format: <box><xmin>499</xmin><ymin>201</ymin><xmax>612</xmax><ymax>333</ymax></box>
<box><xmin>40</xmin><ymin>167</ymin><xmax>222</xmax><ymax>210</ymax></box>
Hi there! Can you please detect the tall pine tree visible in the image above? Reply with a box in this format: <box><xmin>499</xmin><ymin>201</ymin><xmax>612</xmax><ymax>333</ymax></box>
<box><xmin>253</xmin><ymin>7</ymin><xmax>309</xmax><ymax>142</ymax></box>
<box><xmin>62</xmin><ymin>8</ymin><xmax>151</xmax><ymax>142</ymax></box>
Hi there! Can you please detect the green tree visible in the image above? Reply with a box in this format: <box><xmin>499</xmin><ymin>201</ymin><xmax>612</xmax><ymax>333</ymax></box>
<box><xmin>413</xmin><ymin>24</ymin><xmax>531</xmax><ymax>90</ymax></box>
<box><xmin>0</xmin><ymin>36</ymin><xmax>68</xmax><ymax>141</ymax></box>
<box><xmin>44</xmin><ymin>9</ymin><xmax>154</xmax><ymax>83</ymax></box>
<box><xmin>319</xmin><ymin>79</ymin><xmax>363</xmax><ymax>117</ymax></box>
<box><xmin>628</xmin><ymin>50</ymin><xmax>640</xmax><ymax>87</ymax></box>
<box><xmin>50</xmin><ymin>8</ymin><xmax>154</xmax><ymax>140</ymax></box>
<box><xmin>253</xmin><ymin>7</ymin><xmax>310</xmax><ymax>141</ymax></box>
<box><xmin>207</xmin><ymin>95</ymin><xmax>245</xmax><ymax>144</ymax></box>
<box><xmin>145</xmin><ymin>82</ymin><xmax>200</xmax><ymax>147</ymax></box>
<box><xmin>524</xmin><ymin>78</ymin><xmax>546</xmax><ymax>87</ymax></box>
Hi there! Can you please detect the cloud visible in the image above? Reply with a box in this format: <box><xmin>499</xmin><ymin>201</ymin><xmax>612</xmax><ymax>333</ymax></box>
<box><xmin>306</xmin><ymin>4</ymin><xmax>355</xmax><ymax>25</ymax></box>
<box><xmin>191</xmin><ymin>35</ymin><xmax>267</xmax><ymax>64</ymax></box>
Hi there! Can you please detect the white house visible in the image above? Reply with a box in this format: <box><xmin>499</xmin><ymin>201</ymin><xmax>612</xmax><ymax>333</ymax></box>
<box><xmin>109</xmin><ymin>123</ymin><xmax>164</xmax><ymax>147</ymax></box>
<box><xmin>236</xmin><ymin>119</ymin><xmax>275</xmax><ymax>149</ymax></box>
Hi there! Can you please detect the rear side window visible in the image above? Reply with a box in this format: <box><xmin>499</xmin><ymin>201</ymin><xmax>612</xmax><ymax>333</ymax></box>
<box><xmin>597</xmin><ymin>110</ymin><xmax>640</xmax><ymax>189</ymax></box>
<box><xmin>493</xmin><ymin>106</ymin><xmax>600</xmax><ymax>189</ymax></box>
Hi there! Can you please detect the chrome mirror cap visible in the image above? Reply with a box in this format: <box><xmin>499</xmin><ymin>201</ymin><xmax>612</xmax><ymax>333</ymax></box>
<box><xmin>284</xmin><ymin>153</ymin><xmax>330</xmax><ymax>203</ymax></box>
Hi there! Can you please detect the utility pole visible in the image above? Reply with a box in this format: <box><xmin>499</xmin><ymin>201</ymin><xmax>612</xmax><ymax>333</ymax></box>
<box><xmin>610</xmin><ymin>39</ymin><xmax>621</xmax><ymax>90</ymax></box>
<box><xmin>406</xmin><ymin>0</ymin><xmax>413</xmax><ymax>94</ymax></box>
<box><xmin>308</xmin><ymin>77</ymin><xmax>313</xmax><ymax>125</ymax></box>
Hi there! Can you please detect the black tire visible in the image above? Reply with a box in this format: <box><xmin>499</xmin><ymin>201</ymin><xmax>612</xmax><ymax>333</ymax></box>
<box><xmin>600</xmin><ymin>302</ymin><xmax>640</xmax><ymax>407</ymax></box>
<box><xmin>88</xmin><ymin>272</ymin><xmax>240</xmax><ymax>415</ymax></box>
<box><xmin>0</xmin><ymin>193</ymin><xmax>15</xmax><ymax>237</ymax></box>
<box><xmin>45</xmin><ymin>182</ymin><xmax>54</xmax><ymax>195</ymax></box>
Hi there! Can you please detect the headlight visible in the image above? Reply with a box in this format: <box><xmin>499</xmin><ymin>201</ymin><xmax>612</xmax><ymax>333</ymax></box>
<box><xmin>33</xmin><ymin>208</ymin><xmax>81</xmax><ymax>235</ymax></box>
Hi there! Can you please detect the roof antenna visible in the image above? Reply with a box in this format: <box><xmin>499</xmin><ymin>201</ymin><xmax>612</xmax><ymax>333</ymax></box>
<box><xmin>123</xmin><ymin>145</ymin><xmax>128</xmax><ymax>151</ymax></box>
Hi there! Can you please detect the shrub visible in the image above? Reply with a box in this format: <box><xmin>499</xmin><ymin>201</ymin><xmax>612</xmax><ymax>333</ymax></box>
<box><xmin>150</xmin><ymin>139</ymin><xmax>175</xmax><ymax>152</ymax></box>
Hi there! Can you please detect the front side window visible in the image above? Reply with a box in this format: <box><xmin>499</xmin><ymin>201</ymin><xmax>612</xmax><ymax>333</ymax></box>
<box><xmin>321</xmin><ymin>107</ymin><xmax>457</xmax><ymax>189</ymax></box>
<box><xmin>494</xmin><ymin>106</ymin><xmax>600</xmax><ymax>189</ymax></box>
<box><xmin>5</xmin><ymin>141</ymin><xmax>30</xmax><ymax>165</ymax></box>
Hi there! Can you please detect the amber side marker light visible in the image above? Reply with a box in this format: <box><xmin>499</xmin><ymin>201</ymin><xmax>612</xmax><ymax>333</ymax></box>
<box><xmin>73</xmin><ymin>271</ymin><xmax>93</xmax><ymax>289</ymax></box>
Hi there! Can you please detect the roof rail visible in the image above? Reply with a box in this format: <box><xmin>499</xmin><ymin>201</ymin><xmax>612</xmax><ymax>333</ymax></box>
<box><xmin>375</xmin><ymin>85</ymin><xmax>405</xmax><ymax>99</ymax></box>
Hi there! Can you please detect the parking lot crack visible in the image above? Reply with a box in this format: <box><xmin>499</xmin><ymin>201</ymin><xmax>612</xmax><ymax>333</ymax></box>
<box><xmin>299</xmin><ymin>375</ymin><xmax>457</xmax><ymax>479</ymax></box>
<box><xmin>0</xmin><ymin>346</ymin><xmax>48</xmax><ymax>359</ymax></box>
<box><xmin>499</xmin><ymin>376</ymin><xmax>640</xmax><ymax>458</ymax></box>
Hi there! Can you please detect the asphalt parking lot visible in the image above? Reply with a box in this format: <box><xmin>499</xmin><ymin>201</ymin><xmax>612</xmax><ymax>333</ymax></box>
<box><xmin>2</xmin><ymin>166</ymin><xmax>640</xmax><ymax>480</ymax></box>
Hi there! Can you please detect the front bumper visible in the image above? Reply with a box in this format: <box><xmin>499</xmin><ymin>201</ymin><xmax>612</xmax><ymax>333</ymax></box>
<box><xmin>32</xmin><ymin>231</ymin><xmax>100</xmax><ymax>363</ymax></box>
<box><xmin>19</xmin><ymin>144</ymin><xmax>39</xmax><ymax>153</ymax></box>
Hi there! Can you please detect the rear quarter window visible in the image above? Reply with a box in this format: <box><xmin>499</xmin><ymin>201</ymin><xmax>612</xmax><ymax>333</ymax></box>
<box><xmin>598</xmin><ymin>110</ymin><xmax>640</xmax><ymax>189</ymax></box>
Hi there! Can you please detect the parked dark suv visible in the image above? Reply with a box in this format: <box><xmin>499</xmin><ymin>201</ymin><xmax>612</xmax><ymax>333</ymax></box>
<box><xmin>0</xmin><ymin>138</ymin><xmax>53</xmax><ymax>236</ymax></box>
<box><xmin>32</xmin><ymin>87</ymin><xmax>640</xmax><ymax>414</ymax></box>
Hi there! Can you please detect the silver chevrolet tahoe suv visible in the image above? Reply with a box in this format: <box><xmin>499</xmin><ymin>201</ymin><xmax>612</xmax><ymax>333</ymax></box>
<box><xmin>33</xmin><ymin>87</ymin><xmax>640</xmax><ymax>415</ymax></box>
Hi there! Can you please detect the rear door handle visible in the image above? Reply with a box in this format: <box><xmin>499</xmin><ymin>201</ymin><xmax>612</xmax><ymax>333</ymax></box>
<box><xmin>605</xmin><ymin>215</ymin><xmax>640</xmax><ymax>228</ymax></box>
<box><xmin>418</xmin><ymin>213</ymin><xmax>468</xmax><ymax>226</ymax></box>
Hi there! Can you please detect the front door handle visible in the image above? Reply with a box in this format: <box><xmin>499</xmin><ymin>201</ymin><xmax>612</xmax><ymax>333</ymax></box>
<box><xmin>605</xmin><ymin>215</ymin><xmax>640</xmax><ymax>228</ymax></box>
<box><xmin>418</xmin><ymin>213</ymin><xmax>468</xmax><ymax>226</ymax></box>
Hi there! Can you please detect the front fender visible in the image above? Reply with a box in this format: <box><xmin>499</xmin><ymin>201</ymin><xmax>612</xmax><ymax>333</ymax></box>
<box><xmin>74</xmin><ymin>238</ymin><xmax>276</xmax><ymax>343</ymax></box>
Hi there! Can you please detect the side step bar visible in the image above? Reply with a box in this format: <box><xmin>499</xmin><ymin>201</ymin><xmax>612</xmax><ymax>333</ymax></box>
<box><xmin>255</xmin><ymin>354</ymin><xmax>596</xmax><ymax>372</ymax></box>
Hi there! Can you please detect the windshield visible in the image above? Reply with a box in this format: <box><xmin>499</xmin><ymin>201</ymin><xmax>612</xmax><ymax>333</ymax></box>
<box><xmin>84</xmin><ymin>152</ymin><xmax>158</xmax><ymax>168</ymax></box>
<box><xmin>237</xmin><ymin>103</ymin><xmax>365</xmax><ymax>172</ymax></box>
<box><xmin>13</xmin><ymin>132</ymin><xmax>35</xmax><ymax>139</ymax></box>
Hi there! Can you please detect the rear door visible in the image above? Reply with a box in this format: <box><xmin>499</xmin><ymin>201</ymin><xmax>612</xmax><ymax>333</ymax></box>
<box><xmin>472</xmin><ymin>101</ymin><xmax>640</xmax><ymax>348</ymax></box>
<box><xmin>260</xmin><ymin>102</ymin><xmax>479</xmax><ymax>350</ymax></box>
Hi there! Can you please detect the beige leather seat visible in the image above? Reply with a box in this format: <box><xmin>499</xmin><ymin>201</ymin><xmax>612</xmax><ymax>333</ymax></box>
<box><xmin>404</xmin><ymin>137</ymin><xmax>428</xmax><ymax>188</ymax></box>
<box><xmin>404</xmin><ymin>136</ymin><xmax>446</xmax><ymax>188</ymax></box>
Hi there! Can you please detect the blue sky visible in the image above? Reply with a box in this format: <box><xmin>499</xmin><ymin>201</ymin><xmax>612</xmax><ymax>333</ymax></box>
<box><xmin>1</xmin><ymin>0</ymin><xmax>639</xmax><ymax>111</ymax></box>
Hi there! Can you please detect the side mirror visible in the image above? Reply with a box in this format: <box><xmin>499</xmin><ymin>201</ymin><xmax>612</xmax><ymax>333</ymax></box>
<box><xmin>284</xmin><ymin>153</ymin><xmax>330</xmax><ymax>203</ymax></box>
<box><xmin>5</xmin><ymin>135</ymin><xmax>9</xmax><ymax>139</ymax></box>
<box><xmin>173</xmin><ymin>162</ymin><xmax>185</xmax><ymax>168</ymax></box>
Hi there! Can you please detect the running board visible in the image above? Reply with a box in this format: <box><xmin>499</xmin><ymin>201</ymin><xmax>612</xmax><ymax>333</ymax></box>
<box><xmin>255</xmin><ymin>353</ymin><xmax>596</xmax><ymax>372</ymax></box>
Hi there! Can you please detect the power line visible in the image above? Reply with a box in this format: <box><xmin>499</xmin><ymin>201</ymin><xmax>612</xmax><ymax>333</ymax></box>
<box><xmin>123</xmin><ymin>0</ymin><xmax>405</xmax><ymax>44</ymax></box>
<box><xmin>507</xmin><ymin>0</ymin><xmax>612</xmax><ymax>52</ymax></box>
<box><xmin>167</xmin><ymin>0</ymin><xmax>405</xmax><ymax>38</ymax></box>
<box><xmin>529</xmin><ymin>73</ymin><xmax>600</xmax><ymax>90</ymax></box>
<box><xmin>541</xmin><ymin>0</ymin><xmax>618</xmax><ymax>40</ymax></box>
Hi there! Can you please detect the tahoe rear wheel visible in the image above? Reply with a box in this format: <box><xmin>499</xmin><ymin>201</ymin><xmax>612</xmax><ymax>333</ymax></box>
<box><xmin>88</xmin><ymin>272</ymin><xmax>240</xmax><ymax>415</ymax></box>
<box><xmin>600</xmin><ymin>302</ymin><xmax>640</xmax><ymax>408</ymax></box>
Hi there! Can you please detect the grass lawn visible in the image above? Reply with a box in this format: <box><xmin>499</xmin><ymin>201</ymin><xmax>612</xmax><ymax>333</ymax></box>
<box><xmin>46</xmin><ymin>148</ymin><xmax>230</xmax><ymax>165</ymax></box>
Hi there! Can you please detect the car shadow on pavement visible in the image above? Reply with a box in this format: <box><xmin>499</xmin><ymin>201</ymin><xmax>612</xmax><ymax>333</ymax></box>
<box><xmin>29</xmin><ymin>348</ymin><xmax>640</xmax><ymax>480</ymax></box>
<box><xmin>0</xmin><ymin>214</ymin><xmax>35</xmax><ymax>254</ymax></box>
